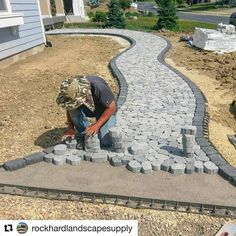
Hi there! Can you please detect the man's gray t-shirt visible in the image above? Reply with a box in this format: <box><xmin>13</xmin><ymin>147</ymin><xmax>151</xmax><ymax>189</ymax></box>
<box><xmin>86</xmin><ymin>76</ymin><xmax>116</xmax><ymax>115</ymax></box>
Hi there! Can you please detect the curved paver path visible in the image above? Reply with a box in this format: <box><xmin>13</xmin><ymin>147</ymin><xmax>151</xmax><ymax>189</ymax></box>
<box><xmin>43</xmin><ymin>29</ymin><xmax>235</xmax><ymax>183</ymax></box>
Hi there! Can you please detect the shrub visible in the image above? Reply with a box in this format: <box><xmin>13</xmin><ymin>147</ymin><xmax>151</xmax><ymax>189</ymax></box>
<box><xmin>155</xmin><ymin>0</ymin><xmax>178</xmax><ymax>30</ymax></box>
<box><xmin>87</xmin><ymin>11</ymin><xmax>95</xmax><ymax>19</ymax></box>
<box><xmin>93</xmin><ymin>11</ymin><xmax>107</xmax><ymax>22</ymax></box>
<box><xmin>106</xmin><ymin>0</ymin><xmax>126</xmax><ymax>28</ymax></box>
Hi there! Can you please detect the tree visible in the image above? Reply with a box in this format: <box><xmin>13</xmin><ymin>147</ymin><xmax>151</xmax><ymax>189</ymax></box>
<box><xmin>106</xmin><ymin>0</ymin><xmax>126</xmax><ymax>28</ymax></box>
<box><xmin>119</xmin><ymin>0</ymin><xmax>132</xmax><ymax>16</ymax></box>
<box><xmin>155</xmin><ymin>0</ymin><xmax>178</xmax><ymax>30</ymax></box>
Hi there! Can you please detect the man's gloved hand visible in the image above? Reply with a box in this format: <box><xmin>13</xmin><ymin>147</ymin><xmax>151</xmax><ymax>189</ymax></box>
<box><xmin>62</xmin><ymin>128</ymin><xmax>76</xmax><ymax>141</ymax></box>
<box><xmin>85</xmin><ymin>123</ymin><xmax>100</xmax><ymax>136</ymax></box>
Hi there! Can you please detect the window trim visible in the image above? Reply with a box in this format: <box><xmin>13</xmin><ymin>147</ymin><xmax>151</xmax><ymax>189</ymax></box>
<box><xmin>0</xmin><ymin>0</ymin><xmax>12</xmax><ymax>15</ymax></box>
<box><xmin>0</xmin><ymin>0</ymin><xmax>24</xmax><ymax>29</ymax></box>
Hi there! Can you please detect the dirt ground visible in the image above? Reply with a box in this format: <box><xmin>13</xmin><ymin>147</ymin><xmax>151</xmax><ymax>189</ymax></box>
<box><xmin>0</xmin><ymin>35</ymin><xmax>125</xmax><ymax>164</ymax></box>
<box><xmin>0</xmin><ymin>34</ymin><xmax>236</xmax><ymax>234</ymax></box>
<box><xmin>160</xmin><ymin>32</ymin><xmax>236</xmax><ymax>167</ymax></box>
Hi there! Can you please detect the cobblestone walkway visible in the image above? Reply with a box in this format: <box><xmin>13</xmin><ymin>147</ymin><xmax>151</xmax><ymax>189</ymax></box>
<box><xmin>45</xmin><ymin>28</ymin><xmax>221</xmax><ymax>175</ymax></box>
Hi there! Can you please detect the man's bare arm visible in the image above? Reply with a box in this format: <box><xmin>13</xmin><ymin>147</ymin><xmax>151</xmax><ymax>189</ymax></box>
<box><xmin>85</xmin><ymin>100</ymin><xmax>116</xmax><ymax>136</ymax></box>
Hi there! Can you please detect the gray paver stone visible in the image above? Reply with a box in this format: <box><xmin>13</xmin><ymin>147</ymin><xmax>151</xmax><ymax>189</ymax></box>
<box><xmin>91</xmin><ymin>151</ymin><xmax>108</xmax><ymax>163</ymax></box>
<box><xmin>194</xmin><ymin>161</ymin><xmax>204</xmax><ymax>173</ymax></box>
<box><xmin>84</xmin><ymin>152</ymin><xmax>93</xmax><ymax>161</ymax></box>
<box><xmin>109</xmin><ymin>127</ymin><xmax>122</xmax><ymax>138</ymax></box>
<box><xmin>181</xmin><ymin>126</ymin><xmax>197</xmax><ymax>135</ymax></box>
<box><xmin>141</xmin><ymin>161</ymin><xmax>152</xmax><ymax>174</ymax></box>
<box><xmin>186</xmin><ymin>158</ymin><xmax>195</xmax><ymax>163</ymax></box>
<box><xmin>66</xmin><ymin>155</ymin><xmax>82</xmax><ymax>166</ymax></box>
<box><xmin>66</xmin><ymin>139</ymin><xmax>77</xmax><ymax>149</ymax></box>
<box><xmin>112</xmin><ymin>147</ymin><xmax>125</xmax><ymax>153</ymax></box>
<box><xmin>161</xmin><ymin>159</ymin><xmax>175</xmax><ymax>172</ymax></box>
<box><xmin>110</xmin><ymin>156</ymin><xmax>122</xmax><ymax>166</ymax></box>
<box><xmin>54</xmin><ymin>144</ymin><xmax>67</xmax><ymax>155</ymax></box>
<box><xmin>170</xmin><ymin>163</ymin><xmax>185</xmax><ymax>174</ymax></box>
<box><xmin>23</xmin><ymin>152</ymin><xmax>44</xmax><ymax>165</ymax></box>
<box><xmin>121</xmin><ymin>155</ymin><xmax>133</xmax><ymax>165</ymax></box>
<box><xmin>134</xmin><ymin>155</ymin><xmax>147</xmax><ymax>164</ymax></box>
<box><xmin>53</xmin><ymin>156</ymin><xmax>66</xmax><ymax>165</ymax></box>
<box><xmin>155</xmin><ymin>154</ymin><xmax>170</xmax><ymax>161</ymax></box>
<box><xmin>195</xmin><ymin>154</ymin><xmax>209</xmax><ymax>162</ymax></box>
<box><xmin>173</xmin><ymin>156</ymin><xmax>186</xmax><ymax>164</ymax></box>
<box><xmin>127</xmin><ymin>160</ymin><xmax>141</xmax><ymax>173</ymax></box>
<box><xmin>204</xmin><ymin>161</ymin><xmax>218</xmax><ymax>174</ymax></box>
<box><xmin>4</xmin><ymin>158</ymin><xmax>27</xmax><ymax>171</ymax></box>
<box><xmin>129</xmin><ymin>142</ymin><xmax>148</xmax><ymax>155</ymax></box>
<box><xmin>85</xmin><ymin>135</ymin><xmax>100</xmax><ymax>149</ymax></box>
<box><xmin>44</xmin><ymin>153</ymin><xmax>56</xmax><ymax>163</ymax></box>
<box><xmin>151</xmin><ymin>159</ymin><xmax>163</xmax><ymax>171</ymax></box>
<box><xmin>85</xmin><ymin>146</ymin><xmax>101</xmax><ymax>153</ymax></box>
<box><xmin>185</xmin><ymin>162</ymin><xmax>195</xmax><ymax>174</ymax></box>
<box><xmin>157</xmin><ymin>149</ymin><xmax>169</xmax><ymax>156</ymax></box>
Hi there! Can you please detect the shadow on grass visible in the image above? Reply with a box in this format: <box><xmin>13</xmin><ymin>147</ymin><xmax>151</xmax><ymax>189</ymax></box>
<box><xmin>34</xmin><ymin>128</ymin><xmax>66</xmax><ymax>149</ymax></box>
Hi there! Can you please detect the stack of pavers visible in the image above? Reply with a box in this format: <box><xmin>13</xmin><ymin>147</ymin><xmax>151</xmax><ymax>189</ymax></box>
<box><xmin>84</xmin><ymin>134</ymin><xmax>108</xmax><ymax>163</ymax></box>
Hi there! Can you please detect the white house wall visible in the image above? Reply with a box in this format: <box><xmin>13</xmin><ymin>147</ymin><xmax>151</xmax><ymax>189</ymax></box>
<box><xmin>0</xmin><ymin>0</ymin><xmax>45</xmax><ymax>60</ymax></box>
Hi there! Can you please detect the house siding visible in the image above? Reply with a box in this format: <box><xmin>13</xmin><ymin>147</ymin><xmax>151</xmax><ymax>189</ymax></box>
<box><xmin>0</xmin><ymin>0</ymin><xmax>45</xmax><ymax>60</ymax></box>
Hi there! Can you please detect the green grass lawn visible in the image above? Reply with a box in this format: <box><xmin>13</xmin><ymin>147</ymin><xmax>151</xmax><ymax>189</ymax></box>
<box><xmin>64</xmin><ymin>16</ymin><xmax>217</xmax><ymax>33</ymax></box>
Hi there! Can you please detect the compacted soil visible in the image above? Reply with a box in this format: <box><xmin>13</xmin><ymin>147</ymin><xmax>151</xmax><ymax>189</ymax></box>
<box><xmin>0</xmin><ymin>35</ymin><xmax>125</xmax><ymax>164</ymax></box>
<box><xmin>0</xmin><ymin>34</ymin><xmax>236</xmax><ymax>235</ymax></box>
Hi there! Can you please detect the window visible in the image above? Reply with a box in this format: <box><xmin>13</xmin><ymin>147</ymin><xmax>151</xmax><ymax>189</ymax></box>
<box><xmin>0</xmin><ymin>0</ymin><xmax>24</xmax><ymax>29</ymax></box>
<box><xmin>0</xmin><ymin>0</ymin><xmax>7</xmax><ymax>11</ymax></box>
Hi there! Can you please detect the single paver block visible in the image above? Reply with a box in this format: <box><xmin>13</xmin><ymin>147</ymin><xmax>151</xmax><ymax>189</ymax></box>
<box><xmin>23</xmin><ymin>152</ymin><xmax>44</xmax><ymax>165</ymax></box>
<box><xmin>66</xmin><ymin>139</ymin><xmax>77</xmax><ymax>149</ymax></box>
<box><xmin>85</xmin><ymin>146</ymin><xmax>101</xmax><ymax>153</ymax></box>
<box><xmin>218</xmin><ymin>164</ymin><xmax>236</xmax><ymax>181</ymax></box>
<box><xmin>91</xmin><ymin>151</ymin><xmax>108</xmax><ymax>163</ymax></box>
<box><xmin>109</xmin><ymin>127</ymin><xmax>122</xmax><ymax>138</ymax></box>
<box><xmin>121</xmin><ymin>155</ymin><xmax>133</xmax><ymax>165</ymax></box>
<box><xmin>195</xmin><ymin>154</ymin><xmax>209</xmax><ymax>162</ymax></box>
<box><xmin>66</xmin><ymin>155</ymin><xmax>82</xmax><ymax>166</ymax></box>
<box><xmin>44</xmin><ymin>153</ymin><xmax>56</xmax><ymax>163</ymax></box>
<box><xmin>127</xmin><ymin>160</ymin><xmax>141</xmax><ymax>173</ymax></box>
<box><xmin>170</xmin><ymin>163</ymin><xmax>185</xmax><ymax>174</ymax></box>
<box><xmin>112</xmin><ymin>147</ymin><xmax>125</xmax><ymax>153</ymax></box>
<box><xmin>134</xmin><ymin>155</ymin><xmax>147</xmax><ymax>164</ymax></box>
<box><xmin>110</xmin><ymin>156</ymin><xmax>122</xmax><ymax>167</ymax></box>
<box><xmin>185</xmin><ymin>162</ymin><xmax>195</xmax><ymax>174</ymax></box>
<box><xmin>151</xmin><ymin>159</ymin><xmax>163</xmax><ymax>171</ymax></box>
<box><xmin>181</xmin><ymin>126</ymin><xmax>197</xmax><ymax>135</ymax></box>
<box><xmin>186</xmin><ymin>158</ymin><xmax>195</xmax><ymax>163</ymax></box>
<box><xmin>194</xmin><ymin>161</ymin><xmax>204</xmax><ymax>173</ymax></box>
<box><xmin>53</xmin><ymin>156</ymin><xmax>66</xmax><ymax>166</ymax></box>
<box><xmin>173</xmin><ymin>156</ymin><xmax>186</xmax><ymax>164</ymax></box>
<box><xmin>54</xmin><ymin>144</ymin><xmax>67</xmax><ymax>155</ymax></box>
<box><xmin>141</xmin><ymin>161</ymin><xmax>152</xmax><ymax>174</ymax></box>
<box><xmin>155</xmin><ymin>154</ymin><xmax>170</xmax><ymax>161</ymax></box>
<box><xmin>85</xmin><ymin>134</ymin><xmax>100</xmax><ymax>149</ymax></box>
<box><xmin>204</xmin><ymin>161</ymin><xmax>218</xmax><ymax>174</ymax></box>
<box><xmin>157</xmin><ymin>149</ymin><xmax>170</xmax><ymax>156</ymax></box>
<box><xmin>84</xmin><ymin>152</ymin><xmax>93</xmax><ymax>161</ymax></box>
<box><xmin>3</xmin><ymin>158</ymin><xmax>27</xmax><ymax>171</ymax></box>
<box><xmin>161</xmin><ymin>159</ymin><xmax>175</xmax><ymax>172</ymax></box>
<box><xmin>129</xmin><ymin>142</ymin><xmax>148</xmax><ymax>155</ymax></box>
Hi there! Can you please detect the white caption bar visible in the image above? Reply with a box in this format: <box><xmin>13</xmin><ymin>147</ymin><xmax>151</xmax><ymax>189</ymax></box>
<box><xmin>0</xmin><ymin>220</ymin><xmax>138</xmax><ymax>236</ymax></box>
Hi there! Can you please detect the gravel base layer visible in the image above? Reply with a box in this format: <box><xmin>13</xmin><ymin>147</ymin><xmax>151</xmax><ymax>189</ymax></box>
<box><xmin>0</xmin><ymin>194</ymin><xmax>236</xmax><ymax>235</ymax></box>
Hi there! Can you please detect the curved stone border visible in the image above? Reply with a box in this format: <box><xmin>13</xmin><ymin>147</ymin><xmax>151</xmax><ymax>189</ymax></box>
<box><xmin>158</xmin><ymin>35</ymin><xmax>236</xmax><ymax>185</ymax></box>
<box><xmin>2</xmin><ymin>29</ymin><xmax>236</xmax><ymax>186</ymax></box>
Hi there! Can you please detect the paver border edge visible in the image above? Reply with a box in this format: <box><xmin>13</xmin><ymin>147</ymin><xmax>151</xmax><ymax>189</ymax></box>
<box><xmin>158</xmin><ymin>34</ymin><xmax>236</xmax><ymax>185</ymax></box>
